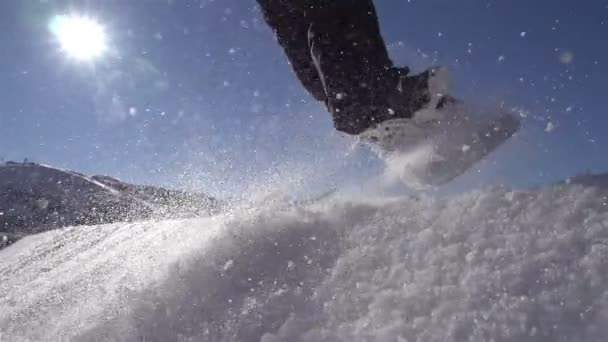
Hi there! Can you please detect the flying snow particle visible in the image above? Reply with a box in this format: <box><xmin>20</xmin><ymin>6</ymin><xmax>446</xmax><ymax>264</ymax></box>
<box><xmin>515</xmin><ymin>108</ymin><xmax>529</xmax><ymax>118</ymax></box>
<box><xmin>35</xmin><ymin>199</ymin><xmax>49</xmax><ymax>210</ymax></box>
<box><xmin>223</xmin><ymin>259</ymin><xmax>234</xmax><ymax>271</ymax></box>
<box><xmin>559</xmin><ymin>50</ymin><xmax>574</xmax><ymax>64</ymax></box>
<box><xmin>545</xmin><ymin>121</ymin><xmax>556</xmax><ymax>132</ymax></box>
<box><xmin>520</xmin><ymin>31</ymin><xmax>527</xmax><ymax>37</ymax></box>
<box><xmin>128</xmin><ymin>107</ymin><xmax>137</xmax><ymax>116</ymax></box>
<box><xmin>498</xmin><ymin>55</ymin><xmax>505</xmax><ymax>62</ymax></box>
<box><xmin>287</xmin><ymin>260</ymin><xmax>295</xmax><ymax>271</ymax></box>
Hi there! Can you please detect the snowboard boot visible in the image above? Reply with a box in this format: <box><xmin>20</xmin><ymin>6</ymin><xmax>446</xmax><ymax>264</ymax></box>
<box><xmin>362</xmin><ymin>66</ymin><xmax>460</xmax><ymax>146</ymax></box>
<box><xmin>387</xmin><ymin>66</ymin><xmax>455</xmax><ymax>124</ymax></box>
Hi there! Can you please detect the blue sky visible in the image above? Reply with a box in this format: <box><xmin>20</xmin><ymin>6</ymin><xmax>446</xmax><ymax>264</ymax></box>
<box><xmin>0</xmin><ymin>0</ymin><xmax>606</xmax><ymax>197</ymax></box>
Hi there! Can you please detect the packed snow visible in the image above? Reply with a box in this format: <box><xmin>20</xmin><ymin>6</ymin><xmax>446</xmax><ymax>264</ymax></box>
<box><xmin>2</xmin><ymin>182</ymin><xmax>608</xmax><ymax>341</ymax></box>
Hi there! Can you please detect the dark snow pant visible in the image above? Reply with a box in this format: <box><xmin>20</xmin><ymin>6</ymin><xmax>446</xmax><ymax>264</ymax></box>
<box><xmin>257</xmin><ymin>0</ymin><xmax>405</xmax><ymax>134</ymax></box>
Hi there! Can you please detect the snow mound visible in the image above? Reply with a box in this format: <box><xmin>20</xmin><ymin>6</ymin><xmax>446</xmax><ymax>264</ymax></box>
<box><xmin>2</xmin><ymin>183</ymin><xmax>608</xmax><ymax>341</ymax></box>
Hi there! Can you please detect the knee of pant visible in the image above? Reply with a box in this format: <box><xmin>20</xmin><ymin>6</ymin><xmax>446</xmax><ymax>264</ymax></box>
<box><xmin>330</xmin><ymin>109</ymin><xmax>372</xmax><ymax>135</ymax></box>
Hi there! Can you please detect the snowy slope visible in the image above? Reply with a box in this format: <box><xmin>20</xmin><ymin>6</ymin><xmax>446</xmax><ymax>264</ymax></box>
<box><xmin>2</xmin><ymin>182</ymin><xmax>608</xmax><ymax>341</ymax></box>
<box><xmin>0</xmin><ymin>162</ymin><xmax>221</xmax><ymax>246</ymax></box>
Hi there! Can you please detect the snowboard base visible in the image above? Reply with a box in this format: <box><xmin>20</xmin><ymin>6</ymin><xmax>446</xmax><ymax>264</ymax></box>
<box><xmin>363</xmin><ymin>105</ymin><xmax>520</xmax><ymax>189</ymax></box>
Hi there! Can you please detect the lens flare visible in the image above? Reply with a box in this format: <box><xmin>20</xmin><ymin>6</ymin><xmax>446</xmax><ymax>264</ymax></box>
<box><xmin>49</xmin><ymin>14</ymin><xmax>108</xmax><ymax>61</ymax></box>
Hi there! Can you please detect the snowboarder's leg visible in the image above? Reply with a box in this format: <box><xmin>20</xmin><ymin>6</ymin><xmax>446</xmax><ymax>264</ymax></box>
<box><xmin>258</xmin><ymin>0</ymin><xmax>400</xmax><ymax>134</ymax></box>
<box><xmin>305</xmin><ymin>0</ymin><xmax>405</xmax><ymax>134</ymax></box>
<box><xmin>258</xmin><ymin>0</ymin><xmax>439</xmax><ymax>135</ymax></box>
<box><xmin>256</xmin><ymin>0</ymin><xmax>326</xmax><ymax>102</ymax></box>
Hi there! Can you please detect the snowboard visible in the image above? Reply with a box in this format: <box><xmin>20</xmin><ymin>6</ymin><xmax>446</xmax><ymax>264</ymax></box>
<box><xmin>361</xmin><ymin>103</ymin><xmax>520</xmax><ymax>189</ymax></box>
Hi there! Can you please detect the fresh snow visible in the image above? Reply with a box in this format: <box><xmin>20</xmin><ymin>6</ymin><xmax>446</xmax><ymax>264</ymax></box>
<box><xmin>2</xmin><ymin>183</ymin><xmax>608</xmax><ymax>341</ymax></box>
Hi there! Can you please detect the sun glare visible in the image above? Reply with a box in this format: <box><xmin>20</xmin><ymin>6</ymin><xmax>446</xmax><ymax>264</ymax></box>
<box><xmin>49</xmin><ymin>14</ymin><xmax>108</xmax><ymax>61</ymax></box>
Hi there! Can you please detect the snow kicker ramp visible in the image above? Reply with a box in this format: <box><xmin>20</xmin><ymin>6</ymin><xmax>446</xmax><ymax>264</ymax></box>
<box><xmin>2</xmin><ymin>183</ymin><xmax>608</xmax><ymax>341</ymax></box>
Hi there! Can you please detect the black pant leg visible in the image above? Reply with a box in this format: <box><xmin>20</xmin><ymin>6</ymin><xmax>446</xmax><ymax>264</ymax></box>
<box><xmin>257</xmin><ymin>0</ymin><xmax>326</xmax><ymax>102</ymax></box>
<box><xmin>307</xmin><ymin>0</ymin><xmax>398</xmax><ymax>134</ymax></box>
<box><xmin>258</xmin><ymin>0</ymin><xmax>399</xmax><ymax>134</ymax></box>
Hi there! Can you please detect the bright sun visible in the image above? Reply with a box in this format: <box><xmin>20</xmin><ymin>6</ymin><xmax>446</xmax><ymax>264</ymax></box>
<box><xmin>49</xmin><ymin>14</ymin><xmax>108</xmax><ymax>61</ymax></box>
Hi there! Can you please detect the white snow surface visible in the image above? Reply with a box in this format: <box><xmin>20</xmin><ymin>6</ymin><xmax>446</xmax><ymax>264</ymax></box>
<box><xmin>2</xmin><ymin>183</ymin><xmax>608</xmax><ymax>341</ymax></box>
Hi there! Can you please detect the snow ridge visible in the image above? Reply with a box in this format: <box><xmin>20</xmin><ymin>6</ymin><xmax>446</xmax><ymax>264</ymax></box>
<box><xmin>0</xmin><ymin>162</ymin><xmax>221</xmax><ymax>247</ymax></box>
<box><xmin>2</xmin><ymin>183</ymin><xmax>608</xmax><ymax>341</ymax></box>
